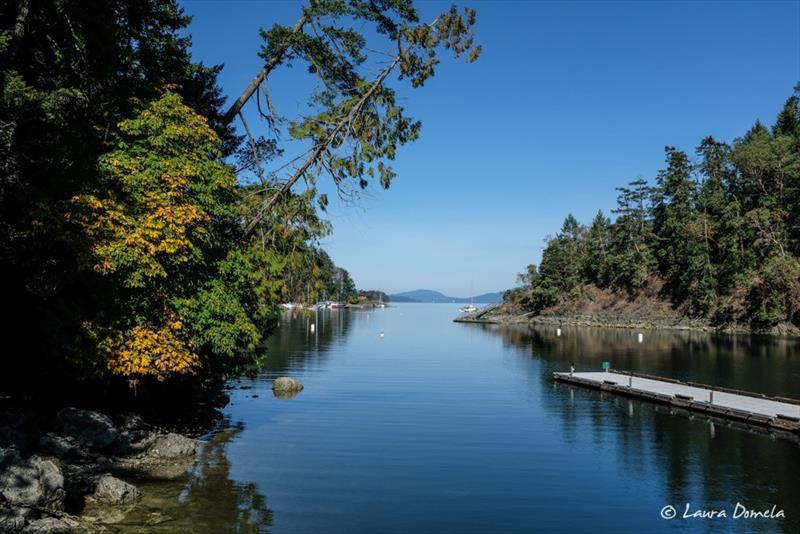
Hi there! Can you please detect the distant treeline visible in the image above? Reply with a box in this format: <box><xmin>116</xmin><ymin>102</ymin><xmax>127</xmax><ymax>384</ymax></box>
<box><xmin>282</xmin><ymin>248</ymin><xmax>357</xmax><ymax>304</ymax></box>
<box><xmin>508</xmin><ymin>86</ymin><xmax>800</xmax><ymax>329</ymax></box>
<box><xmin>358</xmin><ymin>290</ymin><xmax>390</xmax><ymax>303</ymax></box>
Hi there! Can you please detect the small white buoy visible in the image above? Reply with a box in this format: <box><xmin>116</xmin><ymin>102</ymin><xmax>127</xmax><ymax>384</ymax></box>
<box><xmin>637</xmin><ymin>332</ymin><xmax>643</xmax><ymax>343</ymax></box>
<box><xmin>310</xmin><ymin>323</ymin><xmax>315</xmax><ymax>333</ymax></box>
<box><xmin>556</xmin><ymin>328</ymin><xmax>561</xmax><ymax>337</ymax></box>
<box><xmin>379</xmin><ymin>331</ymin><xmax>385</xmax><ymax>338</ymax></box>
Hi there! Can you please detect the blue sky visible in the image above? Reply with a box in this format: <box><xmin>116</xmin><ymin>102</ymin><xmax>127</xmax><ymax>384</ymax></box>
<box><xmin>180</xmin><ymin>0</ymin><xmax>799</xmax><ymax>296</ymax></box>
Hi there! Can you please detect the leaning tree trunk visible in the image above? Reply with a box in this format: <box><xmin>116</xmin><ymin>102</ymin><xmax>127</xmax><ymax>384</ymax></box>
<box><xmin>222</xmin><ymin>14</ymin><xmax>308</xmax><ymax>125</ymax></box>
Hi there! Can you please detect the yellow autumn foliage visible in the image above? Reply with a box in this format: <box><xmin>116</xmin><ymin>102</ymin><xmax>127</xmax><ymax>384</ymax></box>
<box><xmin>64</xmin><ymin>91</ymin><xmax>245</xmax><ymax>378</ymax></box>
<box><xmin>107</xmin><ymin>317</ymin><xmax>199</xmax><ymax>376</ymax></box>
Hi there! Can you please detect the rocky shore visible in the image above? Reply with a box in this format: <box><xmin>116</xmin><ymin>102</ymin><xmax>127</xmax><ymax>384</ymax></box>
<box><xmin>0</xmin><ymin>407</ymin><xmax>199</xmax><ymax>532</ymax></box>
<box><xmin>457</xmin><ymin>304</ymin><xmax>800</xmax><ymax>337</ymax></box>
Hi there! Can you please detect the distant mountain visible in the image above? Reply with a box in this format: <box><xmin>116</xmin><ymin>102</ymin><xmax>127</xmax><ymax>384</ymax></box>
<box><xmin>389</xmin><ymin>289</ymin><xmax>504</xmax><ymax>304</ymax></box>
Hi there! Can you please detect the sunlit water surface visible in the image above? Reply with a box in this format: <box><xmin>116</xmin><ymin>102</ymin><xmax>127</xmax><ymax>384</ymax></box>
<box><xmin>120</xmin><ymin>303</ymin><xmax>800</xmax><ymax>533</ymax></box>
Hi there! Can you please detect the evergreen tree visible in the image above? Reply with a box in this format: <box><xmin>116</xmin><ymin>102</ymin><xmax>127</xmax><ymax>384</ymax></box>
<box><xmin>696</xmin><ymin>137</ymin><xmax>746</xmax><ymax>297</ymax></box>
<box><xmin>651</xmin><ymin>147</ymin><xmax>715</xmax><ymax>311</ymax></box>
<box><xmin>583</xmin><ymin>210</ymin><xmax>611</xmax><ymax>287</ymax></box>
<box><xmin>606</xmin><ymin>178</ymin><xmax>655</xmax><ymax>291</ymax></box>
<box><xmin>772</xmin><ymin>85</ymin><xmax>800</xmax><ymax>256</ymax></box>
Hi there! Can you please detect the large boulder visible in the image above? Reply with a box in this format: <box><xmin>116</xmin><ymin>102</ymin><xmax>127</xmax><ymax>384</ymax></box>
<box><xmin>88</xmin><ymin>474</ymin><xmax>139</xmax><ymax>505</ymax></box>
<box><xmin>0</xmin><ymin>450</ymin><xmax>65</xmax><ymax>512</ymax></box>
<box><xmin>57</xmin><ymin>408</ymin><xmax>119</xmax><ymax>450</ymax></box>
<box><xmin>272</xmin><ymin>377</ymin><xmax>303</xmax><ymax>399</ymax></box>
<box><xmin>145</xmin><ymin>433</ymin><xmax>196</xmax><ymax>459</ymax></box>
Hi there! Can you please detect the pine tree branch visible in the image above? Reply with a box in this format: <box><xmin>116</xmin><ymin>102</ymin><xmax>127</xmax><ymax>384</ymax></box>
<box><xmin>243</xmin><ymin>50</ymin><xmax>404</xmax><ymax>236</ymax></box>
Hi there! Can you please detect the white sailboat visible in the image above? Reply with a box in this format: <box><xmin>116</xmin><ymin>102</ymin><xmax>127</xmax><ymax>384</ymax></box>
<box><xmin>459</xmin><ymin>292</ymin><xmax>477</xmax><ymax>313</ymax></box>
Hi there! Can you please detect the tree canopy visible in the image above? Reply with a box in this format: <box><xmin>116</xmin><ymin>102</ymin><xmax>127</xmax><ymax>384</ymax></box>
<box><xmin>0</xmin><ymin>0</ymin><xmax>479</xmax><ymax>389</ymax></box>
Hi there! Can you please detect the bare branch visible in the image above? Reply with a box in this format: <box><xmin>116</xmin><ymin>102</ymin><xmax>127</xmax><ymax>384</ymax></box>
<box><xmin>238</xmin><ymin>112</ymin><xmax>267</xmax><ymax>186</ymax></box>
<box><xmin>223</xmin><ymin>13</ymin><xmax>308</xmax><ymax>125</ymax></box>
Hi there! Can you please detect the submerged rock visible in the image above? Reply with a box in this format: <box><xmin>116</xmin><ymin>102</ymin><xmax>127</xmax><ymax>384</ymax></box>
<box><xmin>88</xmin><ymin>474</ymin><xmax>140</xmax><ymax>505</ymax></box>
<box><xmin>57</xmin><ymin>408</ymin><xmax>119</xmax><ymax>450</ymax></box>
<box><xmin>272</xmin><ymin>377</ymin><xmax>303</xmax><ymax>399</ymax></box>
<box><xmin>146</xmin><ymin>433</ymin><xmax>197</xmax><ymax>459</ymax></box>
<box><xmin>110</xmin><ymin>431</ymin><xmax>197</xmax><ymax>481</ymax></box>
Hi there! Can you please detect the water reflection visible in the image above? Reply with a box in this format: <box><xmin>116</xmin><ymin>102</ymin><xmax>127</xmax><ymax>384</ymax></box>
<box><xmin>120</xmin><ymin>307</ymin><xmax>800</xmax><ymax>533</ymax></box>
<box><xmin>118</xmin><ymin>423</ymin><xmax>272</xmax><ymax>533</ymax></box>
<box><xmin>485</xmin><ymin>323</ymin><xmax>800</xmax><ymax>397</ymax></box>
<box><xmin>480</xmin><ymin>322</ymin><xmax>800</xmax><ymax>533</ymax></box>
<box><xmin>260</xmin><ymin>308</ymin><xmax>361</xmax><ymax>374</ymax></box>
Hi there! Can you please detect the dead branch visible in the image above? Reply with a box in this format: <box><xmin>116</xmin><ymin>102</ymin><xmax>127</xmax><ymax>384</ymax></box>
<box><xmin>238</xmin><ymin>112</ymin><xmax>267</xmax><ymax>186</ymax></box>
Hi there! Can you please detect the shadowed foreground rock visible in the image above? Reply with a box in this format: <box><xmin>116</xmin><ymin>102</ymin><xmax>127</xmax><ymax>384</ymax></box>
<box><xmin>0</xmin><ymin>407</ymin><xmax>198</xmax><ymax>532</ymax></box>
<box><xmin>272</xmin><ymin>377</ymin><xmax>304</xmax><ymax>399</ymax></box>
<box><xmin>57</xmin><ymin>408</ymin><xmax>119</xmax><ymax>450</ymax></box>
<box><xmin>0</xmin><ymin>449</ymin><xmax>66</xmax><ymax>531</ymax></box>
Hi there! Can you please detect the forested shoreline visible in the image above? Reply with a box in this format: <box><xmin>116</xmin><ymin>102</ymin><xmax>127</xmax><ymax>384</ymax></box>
<box><xmin>505</xmin><ymin>88</ymin><xmax>800</xmax><ymax>334</ymax></box>
<box><xmin>0</xmin><ymin>0</ymin><xmax>479</xmax><ymax>397</ymax></box>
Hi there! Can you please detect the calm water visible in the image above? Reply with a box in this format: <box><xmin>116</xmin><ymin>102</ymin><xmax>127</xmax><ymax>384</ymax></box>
<box><xmin>122</xmin><ymin>303</ymin><xmax>800</xmax><ymax>533</ymax></box>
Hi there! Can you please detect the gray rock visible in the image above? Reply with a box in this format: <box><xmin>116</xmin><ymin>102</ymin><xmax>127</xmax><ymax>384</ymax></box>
<box><xmin>145</xmin><ymin>433</ymin><xmax>196</xmax><ymax>459</ymax></box>
<box><xmin>0</xmin><ymin>453</ymin><xmax>65</xmax><ymax>511</ymax></box>
<box><xmin>88</xmin><ymin>474</ymin><xmax>140</xmax><ymax>505</ymax></box>
<box><xmin>119</xmin><ymin>413</ymin><xmax>147</xmax><ymax>430</ymax></box>
<box><xmin>114</xmin><ymin>414</ymin><xmax>157</xmax><ymax>456</ymax></box>
<box><xmin>272</xmin><ymin>377</ymin><xmax>303</xmax><ymax>396</ymax></box>
<box><xmin>57</xmin><ymin>408</ymin><xmax>119</xmax><ymax>450</ymax></box>
<box><xmin>39</xmin><ymin>435</ymin><xmax>77</xmax><ymax>459</ymax></box>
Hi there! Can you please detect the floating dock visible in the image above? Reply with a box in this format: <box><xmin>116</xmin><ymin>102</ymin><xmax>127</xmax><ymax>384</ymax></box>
<box><xmin>553</xmin><ymin>370</ymin><xmax>800</xmax><ymax>434</ymax></box>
